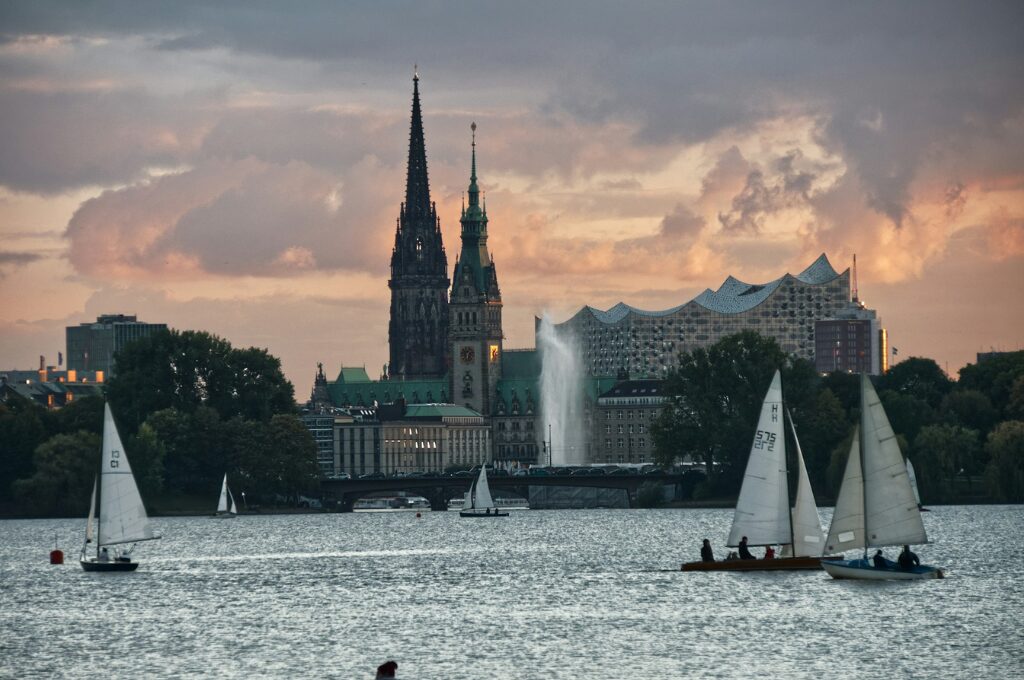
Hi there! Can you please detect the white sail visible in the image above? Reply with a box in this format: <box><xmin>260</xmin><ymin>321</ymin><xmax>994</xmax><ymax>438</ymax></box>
<box><xmin>463</xmin><ymin>490</ymin><xmax>473</xmax><ymax>510</ymax></box>
<box><xmin>860</xmin><ymin>375</ymin><xmax>928</xmax><ymax>547</ymax></box>
<box><xmin>217</xmin><ymin>474</ymin><xmax>230</xmax><ymax>513</ymax></box>
<box><xmin>98</xmin><ymin>404</ymin><xmax>157</xmax><ymax>547</ymax></box>
<box><xmin>727</xmin><ymin>370</ymin><xmax>790</xmax><ymax>547</ymax></box>
<box><xmin>473</xmin><ymin>466</ymin><xmax>496</xmax><ymax>510</ymax></box>
<box><xmin>228</xmin><ymin>489</ymin><xmax>238</xmax><ymax>515</ymax></box>
<box><xmin>787</xmin><ymin>411</ymin><xmax>825</xmax><ymax>556</ymax></box>
<box><xmin>907</xmin><ymin>459</ymin><xmax>921</xmax><ymax>505</ymax></box>
<box><xmin>84</xmin><ymin>476</ymin><xmax>97</xmax><ymax>549</ymax></box>
<box><xmin>825</xmin><ymin>427</ymin><xmax>865</xmax><ymax>554</ymax></box>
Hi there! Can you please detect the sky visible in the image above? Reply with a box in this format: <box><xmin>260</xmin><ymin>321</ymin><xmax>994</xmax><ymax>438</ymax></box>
<box><xmin>1</xmin><ymin>1</ymin><xmax>1022</xmax><ymax>397</ymax></box>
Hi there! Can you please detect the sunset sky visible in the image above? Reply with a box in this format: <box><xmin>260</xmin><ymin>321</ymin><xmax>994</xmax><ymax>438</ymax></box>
<box><xmin>1</xmin><ymin>1</ymin><xmax>1022</xmax><ymax>396</ymax></box>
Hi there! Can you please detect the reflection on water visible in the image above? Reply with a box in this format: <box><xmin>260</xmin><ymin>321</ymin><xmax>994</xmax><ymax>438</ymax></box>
<box><xmin>2</xmin><ymin>506</ymin><xmax>1021</xmax><ymax>679</ymax></box>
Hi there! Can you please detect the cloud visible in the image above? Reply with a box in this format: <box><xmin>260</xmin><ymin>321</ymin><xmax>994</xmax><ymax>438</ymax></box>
<box><xmin>0</xmin><ymin>250</ymin><xmax>43</xmax><ymax>278</ymax></box>
<box><xmin>718</xmin><ymin>150</ymin><xmax>819</xmax><ymax>233</ymax></box>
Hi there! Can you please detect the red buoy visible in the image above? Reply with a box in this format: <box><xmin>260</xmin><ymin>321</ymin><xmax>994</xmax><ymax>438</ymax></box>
<box><xmin>49</xmin><ymin>549</ymin><xmax>64</xmax><ymax>565</ymax></box>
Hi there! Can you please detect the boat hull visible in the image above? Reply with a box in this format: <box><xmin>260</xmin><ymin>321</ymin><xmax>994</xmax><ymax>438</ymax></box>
<box><xmin>821</xmin><ymin>558</ymin><xmax>944</xmax><ymax>580</ymax></box>
<box><xmin>80</xmin><ymin>558</ymin><xmax>139</xmax><ymax>572</ymax></box>
<box><xmin>459</xmin><ymin>510</ymin><xmax>509</xmax><ymax>517</ymax></box>
<box><xmin>681</xmin><ymin>555</ymin><xmax>837</xmax><ymax>572</ymax></box>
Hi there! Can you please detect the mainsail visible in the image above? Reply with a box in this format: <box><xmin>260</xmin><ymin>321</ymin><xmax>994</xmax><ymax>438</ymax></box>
<box><xmin>860</xmin><ymin>375</ymin><xmax>928</xmax><ymax>547</ymax></box>
<box><xmin>727</xmin><ymin>370</ymin><xmax>790</xmax><ymax>547</ymax></box>
<box><xmin>98</xmin><ymin>404</ymin><xmax>157</xmax><ymax>547</ymax></box>
<box><xmin>472</xmin><ymin>466</ymin><xmax>496</xmax><ymax>510</ymax></box>
<box><xmin>84</xmin><ymin>476</ymin><xmax>97</xmax><ymax>549</ymax></box>
<box><xmin>217</xmin><ymin>474</ymin><xmax>230</xmax><ymax>513</ymax></box>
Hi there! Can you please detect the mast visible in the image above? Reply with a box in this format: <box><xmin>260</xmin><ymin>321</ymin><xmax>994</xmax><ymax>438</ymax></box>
<box><xmin>859</xmin><ymin>375</ymin><xmax>869</xmax><ymax>558</ymax></box>
<box><xmin>784</xmin><ymin>407</ymin><xmax>797</xmax><ymax>550</ymax></box>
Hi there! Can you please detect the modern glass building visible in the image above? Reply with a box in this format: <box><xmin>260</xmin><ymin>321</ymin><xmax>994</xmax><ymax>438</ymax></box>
<box><xmin>65</xmin><ymin>314</ymin><xmax>167</xmax><ymax>377</ymax></box>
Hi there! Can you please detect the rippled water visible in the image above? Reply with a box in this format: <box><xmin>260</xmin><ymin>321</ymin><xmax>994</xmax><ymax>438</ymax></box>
<box><xmin>1</xmin><ymin>506</ymin><xmax>1021</xmax><ymax>679</ymax></box>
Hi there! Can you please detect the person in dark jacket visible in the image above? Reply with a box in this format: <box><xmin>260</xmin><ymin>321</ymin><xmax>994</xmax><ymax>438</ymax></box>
<box><xmin>375</xmin><ymin>660</ymin><xmax>398</xmax><ymax>679</ymax></box>
<box><xmin>872</xmin><ymin>549</ymin><xmax>887</xmax><ymax>568</ymax></box>
<box><xmin>700</xmin><ymin>539</ymin><xmax>714</xmax><ymax>562</ymax></box>
<box><xmin>738</xmin><ymin>536</ymin><xmax>755</xmax><ymax>560</ymax></box>
<box><xmin>898</xmin><ymin>545</ymin><xmax>920</xmax><ymax>570</ymax></box>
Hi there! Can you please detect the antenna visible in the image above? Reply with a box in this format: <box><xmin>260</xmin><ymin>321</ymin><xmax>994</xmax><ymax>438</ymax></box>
<box><xmin>852</xmin><ymin>253</ymin><xmax>859</xmax><ymax>304</ymax></box>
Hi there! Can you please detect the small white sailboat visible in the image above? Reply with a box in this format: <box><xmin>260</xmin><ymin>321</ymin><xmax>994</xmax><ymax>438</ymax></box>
<box><xmin>821</xmin><ymin>375</ymin><xmax>944</xmax><ymax>580</ymax></box>
<box><xmin>214</xmin><ymin>473</ymin><xmax>238</xmax><ymax>518</ymax></box>
<box><xmin>683</xmin><ymin>370</ymin><xmax>833</xmax><ymax>571</ymax></box>
<box><xmin>80</xmin><ymin>404</ymin><xmax>161</xmax><ymax>572</ymax></box>
<box><xmin>459</xmin><ymin>466</ymin><xmax>508</xmax><ymax>517</ymax></box>
<box><xmin>906</xmin><ymin>458</ymin><xmax>929</xmax><ymax>511</ymax></box>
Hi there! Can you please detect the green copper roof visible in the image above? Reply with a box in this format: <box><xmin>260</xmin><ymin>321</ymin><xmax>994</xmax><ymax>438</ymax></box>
<box><xmin>334</xmin><ymin>366</ymin><xmax>372</xmax><ymax>384</ymax></box>
<box><xmin>327</xmin><ymin>376</ymin><xmax>448</xmax><ymax>407</ymax></box>
<box><xmin>403</xmin><ymin>403</ymin><xmax>482</xmax><ymax>419</ymax></box>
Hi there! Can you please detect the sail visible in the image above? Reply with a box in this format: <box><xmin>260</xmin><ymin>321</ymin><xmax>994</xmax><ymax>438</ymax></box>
<box><xmin>727</xmin><ymin>370</ymin><xmax>790</xmax><ymax>547</ymax></box>
<box><xmin>217</xmin><ymin>474</ymin><xmax>230</xmax><ymax>513</ymax></box>
<box><xmin>463</xmin><ymin>490</ymin><xmax>473</xmax><ymax>509</ymax></box>
<box><xmin>860</xmin><ymin>375</ymin><xmax>928</xmax><ymax>547</ymax></box>
<box><xmin>907</xmin><ymin>459</ymin><xmax>921</xmax><ymax>505</ymax></box>
<box><xmin>85</xmin><ymin>476</ymin><xmax>97</xmax><ymax>548</ymax></box>
<box><xmin>787</xmin><ymin>411</ymin><xmax>825</xmax><ymax>556</ymax></box>
<box><xmin>98</xmin><ymin>404</ymin><xmax>157</xmax><ymax>547</ymax></box>
<box><xmin>825</xmin><ymin>427</ymin><xmax>865</xmax><ymax>553</ymax></box>
<box><xmin>474</xmin><ymin>466</ymin><xmax>495</xmax><ymax>510</ymax></box>
<box><xmin>228</xmin><ymin>489</ymin><xmax>238</xmax><ymax>515</ymax></box>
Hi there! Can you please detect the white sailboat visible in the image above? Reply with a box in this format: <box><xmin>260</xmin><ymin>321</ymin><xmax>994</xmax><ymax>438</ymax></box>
<box><xmin>821</xmin><ymin>375</ymin><xmax>944</xmax><ymax>580</ymax></box>
<box><xmin>459</xmin><ymin>466</ymin><xmax>508</xmax><ymax>517</ymax></box>
<box><xmin>80</xmin><ymin>404</ymin><xmax>161</xmax><ymax>572</ymax></box>
<box><xmin>683</xmin><ymin>370</ymin><xmax>830</xmax><ymax>571</ymax></box>
<box><xmin>214</xmin><ymin>473</ymin><xmax>238</xmax><ymax>517</ymax></box>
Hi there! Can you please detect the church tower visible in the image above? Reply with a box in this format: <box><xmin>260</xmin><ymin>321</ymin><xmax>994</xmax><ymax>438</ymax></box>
<box><xmin>388</xmin><ymin>71</ymin><xmax>450</xmax><ymax>380</ymax></box>
<box><xmin>450</xmin><ymin>123</ymin><xmax>503</xmax><ymax>414</ymax></box>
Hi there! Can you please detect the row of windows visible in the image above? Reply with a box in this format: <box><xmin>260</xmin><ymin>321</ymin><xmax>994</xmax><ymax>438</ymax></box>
<box><xmin>605</xmin><ymin>424</ymin><xmax>645</xmax><ymax>434</ymax></box>
<box><xmin>604</xmin><ymin>438</ymin><xmax>648</xmax><ymax>449</ymax></box>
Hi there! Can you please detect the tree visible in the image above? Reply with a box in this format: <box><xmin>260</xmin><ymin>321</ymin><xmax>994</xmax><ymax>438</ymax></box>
<box><xmin>53</xmin><ymin>395</ymin><xmax>105</xmax><ymax>437</ymax></box>
<box><xmin>912</xmin><ymin>424</ymin><xmax>980</xmax><ymax>502</ymax></box>
<box><xmin>879</xmin><ymin>390</ymin><xmax>935</xmax><ymax>443</ymax></box>
<box><xmin>820</xmin><ymin>371</ymin><xmax>861</xmax><ymax>420</ymax></box>
<box><xmin>1006</xmin><ymin>375</ymin><xmax>1024</xmax><ymax>421</ymax></box>
<box><xmin>231</xmin><ymin>415</ymin><xmax>318</xmax><ymax>501</ymax></box>
<box><xmin>0</xmin><ymin>395</ymin><xmax>50</xmax><ymax>503</ymax></box>
<box><xmin>106</xmin><ymin>329</ymin><xmax>295</xmax><ymax>433</ymax></box>
<box><xmin>12</xmin><ymin>431</ymin><xmax>99</xmax><ymax>516</ymax></box>
<box><xmin>652</xmin><ymin>331</ymin><xmax>806</xmax><ymax>494</ymax></box>
<box><xmin>878</xmin><ymin>357</ymin><xmax>953</xmax><ymax>409</ymax></box>
<box><xmin>940</xmin><ymin>390</ymin><xmax>998</xmax><ymax>437</ymax></box>
<box><xmin>984</xmin><ymin>421</ymin><xmax>1024</xmax><ymax>502</ymax></box>
<box><xmin>958</xmin><ymin>351</ymin><xmax>1024</xmax><ymax>420</ymax></box>
<box><xmin>790</xmin><ymin>388</ymin><xmax>852</xmax><ymax>493</ymax></box>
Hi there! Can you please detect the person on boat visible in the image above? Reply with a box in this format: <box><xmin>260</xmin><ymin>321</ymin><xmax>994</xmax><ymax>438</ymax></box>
<box><xmin>738</xmin><ymin>536</ymin><xmax>755</xmax><ymax>560</ymax></box>
<box><xmin>898</xmin><ymin>545</ymin><xmax>920</xmax><ymax>570</ymax></box>
<box><xmin>700</xmin><ymin>539</ymin><xmax>714</xmax><ymax>562</ymax></box>
<box><xmin>872</xmin><ymin>549</ymin><xmax>887</xmax><ymax>568</ymax></box>
<box><xmin>98</xmin><ymin>547</ymin><xmax>110</xmax><ymax>562</ymax></box>
<box><xmin>375</xmin><ymin>660</ymin><xmax>398</xmax><ymax>679</ymax></box>
<box><xmin>763</xmin><ymin>545</ymin><xmax>775</xmax><ymax>559</ymax></box>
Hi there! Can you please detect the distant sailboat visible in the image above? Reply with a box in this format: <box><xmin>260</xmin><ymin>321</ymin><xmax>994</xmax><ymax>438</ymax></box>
<box><xmin>459</xmin><ymin>466</ymin><xmax>508</xmax><ymax>518</ymax></box>
<box><xmin>906</xmin><ymin>458</ymin><xmax>929</xmax><ymax>511</ymax></box>
<box><xmin>683</xmin><ymin>370</ymin><xmax>833</xmax><ymax>571</ymax></box>
<box><xmin>214</xmin><ymin>474</ymin><xmax>238</xmax><ymax>518</ymax></box>
<box><xmin>80</xmin><ymin>404</ymin><xmax>161</xmax><ymax>572</ymax></box>
<box><xmin>821</xmin><ymin>375</ymin><xmax>944</xmax><ymax>580</ymax></box>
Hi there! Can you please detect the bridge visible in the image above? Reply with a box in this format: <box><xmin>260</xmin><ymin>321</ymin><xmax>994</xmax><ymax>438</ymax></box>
<box><xmin>320</xmin><ymin>472</ymin><xmax>703</xmax><ymax>512</ymax></box>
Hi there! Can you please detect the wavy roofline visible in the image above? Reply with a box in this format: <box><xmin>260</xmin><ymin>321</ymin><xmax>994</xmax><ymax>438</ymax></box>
<box><xmin>563</xmin><ymin>253</ymin><xmax>846</xmax><ymax>324</ymax></box>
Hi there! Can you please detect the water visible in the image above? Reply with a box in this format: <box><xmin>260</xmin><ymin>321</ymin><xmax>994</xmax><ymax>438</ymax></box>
<box><xmin>2</xmin><ymin>506</ymin><xmax>1022</xmax><ymax>679</ymax></box>
<box><xmin>538</xmin><ymin>314</ymin><xmax>585</xmax><ymax>466</ymax></box>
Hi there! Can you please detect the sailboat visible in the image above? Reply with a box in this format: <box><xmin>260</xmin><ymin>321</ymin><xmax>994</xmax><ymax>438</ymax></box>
<box><xmin>906</xmin><ymin>458</ymin><xmax>929</xmax><ymax>511</ymax></box>
<box><xmin>821</xmin><ymin>375</ymin><xmax>944</xmax><ymax>580</ymax></box>
<box><xmin>80</xmin><ymin>404</ymin><xmax>161</xmax><ymax>572</ymax></box>
<box><xmin>682</xmin><ymin>370</ymin><xmax>833</xmax><ymax>571</ymax></box>
<box><xmin>214</xmin><ymin>473</ymin><xmax>239</xmax><ymax>518</ymax></box>
<box><xmin>459</xmin><ymin>466</ymin><xmax>508</xmax><ymax>517</ymax></box>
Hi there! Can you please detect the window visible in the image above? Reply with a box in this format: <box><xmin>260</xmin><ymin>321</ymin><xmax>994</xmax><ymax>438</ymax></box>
<box><xmin>617</xmin><ymin>424</ymin><xmax>623</xmax><ymax>434</ymax></box>
<box><xmin>617</xmin><ymin>438</ymin><xmax>624</xmax><ymax>448</ymax></box>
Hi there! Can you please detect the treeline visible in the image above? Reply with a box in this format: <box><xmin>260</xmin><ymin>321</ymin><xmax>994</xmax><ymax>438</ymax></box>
<box><xmin>651</xmin><ymin>332</ymin><xmax>1024</xmax><ymax>504</ymax></box>
<box><xmin>0</xmin><ymin>330</ymin><xmax>319</xmax><ymax>517</ymax></box>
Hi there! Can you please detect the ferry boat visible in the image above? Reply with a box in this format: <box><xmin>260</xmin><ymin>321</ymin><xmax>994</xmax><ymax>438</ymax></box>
<box><xmin>353</xmin><ymin>496</ymin><xmax>431</xmax><ymax>512</ymax></box>
<box><xmin>447</xmin><ymin>496</ymin><xmax>529</xmax><ymax>511</ymax></box>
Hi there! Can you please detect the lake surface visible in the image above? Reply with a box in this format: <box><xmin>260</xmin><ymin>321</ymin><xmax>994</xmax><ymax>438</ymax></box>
<box><xmin>1</xmin><ymin>506</ymin><xmax>1021</xmax><ymax>679</ymax></box>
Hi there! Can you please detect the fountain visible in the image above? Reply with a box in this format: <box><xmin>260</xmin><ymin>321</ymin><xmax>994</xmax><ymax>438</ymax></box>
<box><xmin>537</xmin><ymin>314</ymin><xmax>586</xmax><ymax>466</ymax></box>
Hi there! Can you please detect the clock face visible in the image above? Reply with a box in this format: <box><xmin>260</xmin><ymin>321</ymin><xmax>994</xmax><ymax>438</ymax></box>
<box><xmin>460</xmin><ymin>346</ymin><xmax>475</xmax><ymax>364</ymax></box>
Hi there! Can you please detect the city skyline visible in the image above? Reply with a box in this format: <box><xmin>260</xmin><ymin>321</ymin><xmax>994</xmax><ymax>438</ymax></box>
<box><xmin>1</xmin><ymin>2</ymin><xmax>1022</xmax><ymax>394</ymax></box>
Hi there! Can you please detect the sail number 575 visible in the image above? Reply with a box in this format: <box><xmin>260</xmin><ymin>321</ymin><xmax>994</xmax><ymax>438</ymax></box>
<box><xmin>753</xmin><ymin>431</ymin><xmax>776</xmax><ymax>451</ymax></box>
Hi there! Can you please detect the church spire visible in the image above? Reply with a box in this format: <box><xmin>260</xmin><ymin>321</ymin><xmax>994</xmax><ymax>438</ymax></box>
<box><xmin>404</xmin><ymin>68</ymin><xmax>431</xmax><ymax>219</ymax></box>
